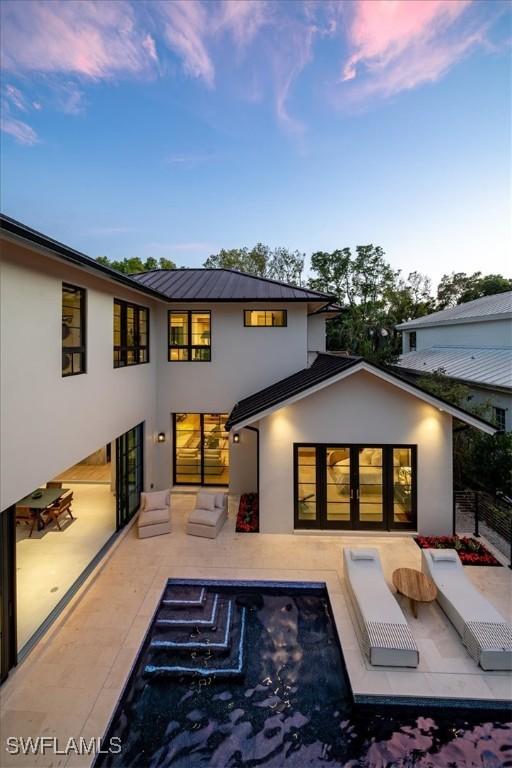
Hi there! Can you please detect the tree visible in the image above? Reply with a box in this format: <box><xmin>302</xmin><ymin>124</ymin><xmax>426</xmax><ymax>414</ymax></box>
<box><xmin>417</xmin><ymin>368</ymin><xmax>512</xmax><ymax>496</ymax></box>
<box><xmin>96</xmin><ymin>256</ymin><xmax>177</xmax><ymax>274</ymax></box>
<box><xmin>309</xmin><ymin>245</ymin><xmax>402</xmax><ymax>363</ymax></box>
<box><xmin>436</xmin><ymin>271</ymin><xmax>512</xmax><ymax>309</ymax></box>
<box><xmin>204</xmin><ymin>245</ymin><xmax>305</xmax><ymax>285</ymax></box>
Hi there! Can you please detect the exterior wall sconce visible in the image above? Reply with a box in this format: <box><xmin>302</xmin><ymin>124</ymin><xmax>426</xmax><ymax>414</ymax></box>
<box><xmin>233</xmin><ymin>433</ymin><xmax>240</xmax><ymax>444</ymax></box>
<box><xmin>157</xmin><ymin>432</ymin><xmax>166</xmax><ymax>443</ymax></box>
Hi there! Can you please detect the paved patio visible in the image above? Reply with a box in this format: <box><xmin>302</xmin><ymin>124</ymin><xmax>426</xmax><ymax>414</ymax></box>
<box><xmin>1</xmin><ymin>493</ymin><xmax>511</xmax><ymax>767</ymax></box>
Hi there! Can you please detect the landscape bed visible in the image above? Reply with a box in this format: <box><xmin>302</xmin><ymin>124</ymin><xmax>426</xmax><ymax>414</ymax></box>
<box><xmin>94</xmin><ymin>579</ymin><xmax>511</xmax><ymax>767</ymax></box>
<box><xmin>414</xmin><ymin>535</ymin><xmax>501</xmax><ymax>566</ymax></box>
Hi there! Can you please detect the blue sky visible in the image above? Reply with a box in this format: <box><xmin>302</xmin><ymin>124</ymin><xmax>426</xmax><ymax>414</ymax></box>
<box><xmin>1</xmin><ymin>0</ymin><xmax>510</xmax><ymax>285</ymax></box>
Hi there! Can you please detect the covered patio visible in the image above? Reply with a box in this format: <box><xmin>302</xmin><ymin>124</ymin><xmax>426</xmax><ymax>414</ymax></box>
<box><xmin>1</xmin><ymin>493</ymin><xmax>510</xmax><ymax>767</ymax></box>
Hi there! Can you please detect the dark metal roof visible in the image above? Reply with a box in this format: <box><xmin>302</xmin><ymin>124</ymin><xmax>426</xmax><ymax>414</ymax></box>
<box><xmin>226</xmin><ymin>352</ymin><xmax>497</xmax><ymax>432</ymax></box>
<box><xmin>226</xmin><ymin>354</ymin><xmax>360</xmax><ymax>429</ymax></box>
<box><xmin>132</xmin><ymin>268</ymin><xmax>334</xmax><ymax>303</ymax></box>
<box><xmin>0</xmin><ymin>213</ymin><xmax>167</xmax><ymax>302</ymax></box>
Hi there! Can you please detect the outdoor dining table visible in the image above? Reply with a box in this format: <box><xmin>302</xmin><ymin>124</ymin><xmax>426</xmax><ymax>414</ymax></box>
<box><xmin>16</xmin><ymin>487</ymin><xmax>70</xmax><ymax>531</ymax></box>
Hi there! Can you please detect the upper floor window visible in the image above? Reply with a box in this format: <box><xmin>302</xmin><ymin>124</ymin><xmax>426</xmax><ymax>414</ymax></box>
<box><xmin>62</xmin><ymin>283</ymin><xmax>86</xmax><ymax>376</ymax></box>
<box><xmin>169</xmin><ymin>311</ymin><xmax>211</xmax><ymax>361</ymax></box>
<box><xmin>493</xmin><ymin>406</ymin><xmax>506</xmax><ymax>432</ymax></box>
<box><xmin>244</xmin><ymin>310</ymin><xmax>287</xmax><ymax>327</ymax></box>
<box><xmin>114</xmin><ymin>299</ymin><xmax>149</xmax><ymax>368</ymax></box>
<box><xmin>408</xmin><ymin>331</ymin><xmax>416</xmax><ymax>351</ymax></box>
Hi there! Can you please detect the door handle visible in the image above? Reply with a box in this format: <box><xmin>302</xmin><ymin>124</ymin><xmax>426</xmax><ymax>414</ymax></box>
<box><xmin>356</xmin><ymin>489</ymin><xmax>359</xmax><ymax>500</ymax></box>
<box><xmin>350</xmin><ymin>489</ymin><xmax>354</xmax><ymax>499</ymax></box>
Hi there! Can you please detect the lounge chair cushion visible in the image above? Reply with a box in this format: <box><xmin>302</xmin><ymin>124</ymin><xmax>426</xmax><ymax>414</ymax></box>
<box><xmin>430</xmin><ymin>549</ymin><xmax>458</xmax><ymax>562</ymax></box>
<box><xmin>350</xmin><ymin>549</ymin><xmax>376</xmax><ymax>561</ymax></box>
<box><xmin>215</xmin><ymin>493</ymin><xmax>227</xmax><ymax>510</ymax></box>
<box><xmin>144</xmin><ymin>490</ymin><xmax>169</xmax><ymax>511</ymax></box>
<box><xmin>139</xmin><ymin>508</ymin><xmax>170</xmax><ymax>527</ymax></box>
<box><xmin>189</xmin><ymin>507</ymin><xmax>224</xmax><ymax>527</ymax></box>
<box><xmin>196</xmin><ymin>492</ymin><xmax>216</xmax><ymax>511</ymax></box>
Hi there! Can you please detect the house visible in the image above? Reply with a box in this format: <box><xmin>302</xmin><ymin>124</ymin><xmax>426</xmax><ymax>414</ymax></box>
<box><xmin>395</xmin><ymin>292</ymin><xmax>512</xmax><ymax>431</ymax></box>
<box><xmin>0</xmin><ymin>213</ymin><xmax>495</xmax><ymax>681</ymax></box>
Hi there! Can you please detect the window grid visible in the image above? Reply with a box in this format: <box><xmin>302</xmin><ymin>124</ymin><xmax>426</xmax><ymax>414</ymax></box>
<box><xmin>244</xmin><ymin>310</ymin><xmax>287</xmax><ymax>327</ymax></box>
<box><xmin>62</xmin><ymin>283</ymin><xmax>86</xmax><ymax>377</ymax></box>
<box><xmin>493</xmin><ymin>407</ymin><xmax>506</xmax><ymax>432</ymax></box>
<box><xmin>168</xmin><ymin>311</ymin><xmax>211</xmax><ymax>362</ymax></box>
<box><xmin>113</xmin><ymin>299</ymin><xmax>149</xmax><ymax>368</ymax></box>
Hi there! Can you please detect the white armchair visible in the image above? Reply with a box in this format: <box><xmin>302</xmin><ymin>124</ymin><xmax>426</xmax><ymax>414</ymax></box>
<box><xmin>138</xmin><ymin>490</ymin><xmax>171</xmax><ymax>539</ymax></box>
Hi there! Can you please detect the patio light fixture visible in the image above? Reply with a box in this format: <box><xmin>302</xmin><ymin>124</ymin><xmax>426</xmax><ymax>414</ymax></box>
<box><xmin>157</xmin><ymin>432</ymin><xmax>166</xmax><ymax>443</ymax></box>
<box><xmin>233</xmin><ymin>433</ymin><xmax>240</xmax><ymax>444</ymax></box>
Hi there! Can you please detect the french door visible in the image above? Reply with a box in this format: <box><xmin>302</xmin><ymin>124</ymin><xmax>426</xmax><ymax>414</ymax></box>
<box><xmin>294</xmin><ymin>444</ymin><xmax>416</xmax><ymax>531</ymax></box>
<box><xmin>116</xmin><ymin>422</ymin><xmax>144</xmax><ymax>530</ymax></box>
<box><xmin>173</xmin><ymin>413</ymin><xmax>229</xmax><ymax>486</ymax></box>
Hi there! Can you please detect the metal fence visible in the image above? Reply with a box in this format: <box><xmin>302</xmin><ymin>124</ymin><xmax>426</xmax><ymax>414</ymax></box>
<box><xmin>454</xmin><ymin>489</ymin><xmax>512</xmax><ymax>568</ymax></box>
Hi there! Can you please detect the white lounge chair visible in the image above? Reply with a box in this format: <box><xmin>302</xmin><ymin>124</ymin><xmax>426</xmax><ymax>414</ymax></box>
<box><xmin>343</xmin><ymin>547</ymin><xmax>419</xmax><ymax>668</ymax></box>
<box><xmin>422</xmin><ymin>548</ymin><xmax>512</xmax><ymax>671</ymax></box>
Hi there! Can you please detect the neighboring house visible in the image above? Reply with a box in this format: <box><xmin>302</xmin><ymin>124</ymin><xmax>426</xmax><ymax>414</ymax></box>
<box><xmin>395</xmin><ymin>292</ymin><xmax>512</xmax><ymax>431</ymax></box>
<box><xmin>0</xmin><ymin>214</ymin><xmax>495</xmax><ymax>679</ymax></box>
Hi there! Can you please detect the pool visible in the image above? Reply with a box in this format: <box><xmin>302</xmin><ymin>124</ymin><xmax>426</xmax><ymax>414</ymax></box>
<box><xmin>94</xmin><ymin>580</ymin><xmax>511</xmax><ymax>767</ymax></box>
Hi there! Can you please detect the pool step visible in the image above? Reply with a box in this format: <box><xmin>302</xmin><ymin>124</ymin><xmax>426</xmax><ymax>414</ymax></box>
<box><xmin>144</xmin><ymin>606</ymin><xmax>247</xmax><ymax>679</ymax></box>
<box><xmin>156</xmin><ymin>592</ymin><xmax>220</xmax><ymax>628</ymax></box>
<box><xmin>161</xmin><ymin>585</ymin><xmax>206</xmax><ymax>609</ymax></box>
<box><xmin>151</xmin><ymin>601</ymin><xmax>233</xmax><ymax>652</ymax></box>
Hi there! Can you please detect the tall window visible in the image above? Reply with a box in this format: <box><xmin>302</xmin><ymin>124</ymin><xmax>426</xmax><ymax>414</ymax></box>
<box><xmin>62</xmin><ymin>283</ymin><xmax>86</xmax><ymax>376</ymax></box>
<box><xmin>408</xmin><ymin>331</ymin><xmax>416</xmax><ymax>351</ymax></box>
<box><xmin>169</xmin><ymin>311</ymin><xmax>211</xmax><ymax>361</ymax></box>
<box><xmin>244</xmin><ymin>310</ymin><xmax>287</xmax><ymax>327</ymax></box>
<box><xmin>114</xmin><ymin>300</ymin><xmax>149</xmax><ymax>368</ymax></box>
<box><xmin>493</xmin><ymin>407</ymin><xmax>506</xmax><ymax>432</ymax></box>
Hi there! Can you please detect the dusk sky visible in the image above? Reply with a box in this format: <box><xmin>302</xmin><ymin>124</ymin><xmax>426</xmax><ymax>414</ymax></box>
<box><xmin>1</xmin><ymin>0</ymin><xmax>510</xmax><ymax>284</ymax></box>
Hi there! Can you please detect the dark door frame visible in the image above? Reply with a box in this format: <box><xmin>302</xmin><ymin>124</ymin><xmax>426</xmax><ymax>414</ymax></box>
<box><xmin>294</xmin><ymin>443</ymin><xmax>417</xmax><ymax>532</ymax></box>
<box><xmin>0</xmin><ymin>506</ymin><xmax>17</xmax><ymax>682</ymax></box>
<box><xmin>173</xmin><ymin>413</ymin><xmax>229</xmax><ymax>487</ymax></box>
<box><xmin>116</xmin><ymin>422</ymin><xmax>144</xmax><ymax>530</ymax></box>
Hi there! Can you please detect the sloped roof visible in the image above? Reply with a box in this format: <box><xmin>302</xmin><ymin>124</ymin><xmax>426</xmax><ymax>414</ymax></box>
<box><xmin>132</xmin><ymin>268</ymin><xmax>334</xmax><ymax>302</ymax></box>
<box><xmin>225</xmin><ymin>353</ymin><xmax>496</xmax><ymax>433</ymax></box>
<box><xmin>397</xmin><ymin>347</ymin><xmax>512</xmax><ymax>390</ymax></box>
<box><xmin>397</xmin><ymin>292</ymin><xmax>512</xmax><ymax>330</ymax></box>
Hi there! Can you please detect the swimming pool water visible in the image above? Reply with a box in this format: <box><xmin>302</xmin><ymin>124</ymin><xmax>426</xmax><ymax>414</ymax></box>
<box><xmin>94</xmin><ymin>580</ymin><xmax>512</xmax><ymax>767</ymax></box>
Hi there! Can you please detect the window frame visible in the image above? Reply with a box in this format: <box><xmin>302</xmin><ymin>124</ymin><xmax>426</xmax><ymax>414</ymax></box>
<box><xmin>243</xmin><ymin>309</ymin><xmax>288</xmax><ymax>328</ymax></box>
<box><xmin>408</xmin><ymin>331</ymin><xmax>416</xmax><ymax>351</ymax></box>
<box><xmin>168</xmin><ymin>310</ymin><xmax>211</xmax><ymax>362</ymax></box>
<box><xmin>113</xmin><ymin>299</ymin><xmax>150</xmax><ymax>369</ymax></box>
<box><xmin>493</xmin><ymin>406</ymin><xmax>506</xmax><ymax>432</ymax></box>
<box><xmin>62</xmin><ymin>282</ymin><xmax>86</xmax><ymax>377</ymax></box>
<box><xmin>294</xmin><ymin>443</ymin><xmax>417</xmax><ymax>532</ymax></box>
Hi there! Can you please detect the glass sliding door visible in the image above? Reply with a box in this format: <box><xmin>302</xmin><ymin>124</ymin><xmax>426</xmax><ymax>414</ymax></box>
<box><xmin>116</xmin><ymin>423</ymin><xmax>144</xmax><ymax>529</ymax></box>
<box><xmin>173</xmin><ymin>414</ymin><xmax>229</xmax><ymax>486</ymax></box>
<box><xmin>294</xmin><ymin>444</ymin><xmax>417</xmax><ymax>531</ymax></box>
<box><xmin>0</xmin><ymin>507</ymin><xmax>16</xmax><ymax>682</ymax></box>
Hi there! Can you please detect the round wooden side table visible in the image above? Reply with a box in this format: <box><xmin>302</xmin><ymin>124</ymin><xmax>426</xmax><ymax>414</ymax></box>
<box><xmin>392</xmin><ymin>567</ymin><xmax>437</xmax><ymax>618</ymax></box>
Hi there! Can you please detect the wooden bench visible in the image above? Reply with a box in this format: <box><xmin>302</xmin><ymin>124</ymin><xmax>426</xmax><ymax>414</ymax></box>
<box><xmin>44</xmin><ymin>492</ymin><xmax>75</xmax><ymax>530</ymax></box>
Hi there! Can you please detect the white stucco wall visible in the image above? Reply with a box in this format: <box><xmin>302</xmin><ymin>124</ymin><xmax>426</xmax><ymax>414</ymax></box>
<box><xmin>229</xmin><ymin>426</ymin><xmax>259</xmax><ymax>495</ymax></box>
<box><xmin>410</xmin><ymin>320</ymin><xmax>511</xmax><ymax>351</ymax></box>
<box><xmin>257</xmin><ymin>370</ymin><xmax>453</xmax><ymax>535</ymax></box>
<box><xmin>0</xmin><ymin>241</ymin><xmax>159</xmax><ymax>509</ymax></box>
<box><xmin>307</xmin><ymin>314</ymin><xmax>326</xmax><ymax>354</ymax></box>
<box><xmin>153</xmin><ymin>302</ymin><xmax>309</xmax><ymax>488</ymax></box>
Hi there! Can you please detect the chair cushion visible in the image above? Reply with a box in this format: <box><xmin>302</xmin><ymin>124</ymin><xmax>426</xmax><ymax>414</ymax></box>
<box><xmin>189</xmin><ymin>507</ymin><xmax>223</xmax><ymax>526</ymax></box>
<box><xmin>196</xmin><ymin>492</ymin><xmax>216</xmax><ymax>511</ymax></box>
<box><xmin>140</xmin><ymin>507</ymin><xmax>169</xmax><ymax>526</ymax></box>
<box><xmin>144</xmin><ymin>490</ymin><xmax>169</xmax><ymax>511</ymax></box>
<box><xmin>215</xmin><ymin>493</ymin><xmax>226</xmax><ymax>510</ymax></box>
<box><xmin>350</xmin><ymin>548</ymin><xmax>376</xmax><ymax>561</ymax></box>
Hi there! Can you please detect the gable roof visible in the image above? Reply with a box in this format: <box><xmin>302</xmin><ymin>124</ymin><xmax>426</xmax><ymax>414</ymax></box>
<box><xmin>132</xmin><ymin>268</ymin><xmax>334</xmax><ymax>303</ymax></box>
<box><xmin>397</xmin><ymin>291</ymin><xmax>512</xmax><ymax>330</ymax></box>
<box><xmin>225</xmin><ymin>353</ymin><xmax>497</xmax><ymax>434</ymax></box>
<box><xmin>396</xmin><ymin>347</ymin><xmax>512</xmax><ymax>391</ymax></box>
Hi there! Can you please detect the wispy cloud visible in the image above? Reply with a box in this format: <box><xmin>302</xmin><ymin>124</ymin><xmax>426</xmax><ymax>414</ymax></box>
<box><xmin>215</xmin><ymin>0</ymin><xmax>270</xmax><ymax>48</ymax></box>
<box><xmin>339</xmin><ymin>0</ymin><xmax>486</xmax><ymax>101</ymax></box>
<box><xmin>165</xmin><ymin>151</ymin><xmax>217</xmax><ymax>168</ymax></box>
<box><xmin>157</xmin><ymin>0</ymin><xmax>214</xmax><ymax>87</ymax></box>
<box><xmin>1</xmin><ymin>0</ymin><xmax>157</xmax><ymax>79</ymax></box>
<box><xmin>0</xmin><ymin>115</ymin><xmax>39</xmax><ymax>145</ymax></box>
